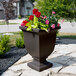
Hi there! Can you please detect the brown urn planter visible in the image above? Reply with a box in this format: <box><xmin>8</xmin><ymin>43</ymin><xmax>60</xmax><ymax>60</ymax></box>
<box><xmin>19</xmin><ymin>26</ymin><xmax>60</xmax><ymax>71</ymax></box>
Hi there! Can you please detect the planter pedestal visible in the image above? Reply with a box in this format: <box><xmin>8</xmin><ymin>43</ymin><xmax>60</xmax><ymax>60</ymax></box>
<box><xmin>28</xmin><ymin>59</ymin><xmax>52</xmax><ymax>71</ymax></box>
<box><xmin>20</xmin><ymin>26</ymin><xmax>60</xmax><ymax>71</ymax></box>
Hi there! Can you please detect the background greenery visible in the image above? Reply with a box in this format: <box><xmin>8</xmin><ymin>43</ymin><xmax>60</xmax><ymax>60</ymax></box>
<box><xmin>31</xmin><ymin>0</ymin><xmax>35</xmax><ymax>2</ymax></box>
<box><xmin>35</xmin><ymin>0</ymin><xmax>76</xmax><ymax>21</ymax></box>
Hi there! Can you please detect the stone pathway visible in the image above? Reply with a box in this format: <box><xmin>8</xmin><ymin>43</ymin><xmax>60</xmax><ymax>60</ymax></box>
<box><xmin>1</xmin><ymin>42</ymin><xmax>76</xmax><ymax>76</ymax></box>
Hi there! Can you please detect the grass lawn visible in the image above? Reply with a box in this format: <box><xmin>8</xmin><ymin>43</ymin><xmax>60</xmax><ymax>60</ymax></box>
<box><xmin>57</xmin><ymin>33</ymin><xmax>76</xmax><ymax>39</ymax></box>
<box><xmin>0</xmin><ymin>21</ymin><xmax>19</xmax><ymax>25</ymax></box>
<box><xmin>9</xmin><ymin>33</ymin><xmax>21</xmax><ymax>47</ymax></box>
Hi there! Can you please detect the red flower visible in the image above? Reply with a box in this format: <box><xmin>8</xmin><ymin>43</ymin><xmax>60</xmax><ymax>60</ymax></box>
<box><xmin>57</xmin><ymin>23</ymin><xmax>60</xmax><ymax>27</ymax></box>
<box><xmin>22</xmin><ymin>20</ymin><xmax>28</xmax><ymax>25</ymax></box>
<box><xmin>35</xmin><ymin>12</ymin><xmax>41</xmax><ymax>18</ymax></box>
<box><xmin>32</xmin><ymin>8</ymin><xmax>38</xmax><ymax>14</ymax></box>
<box><xmin>29</xmin><ymin>15</ymin><xmax>34</xmax><ymax>20</ymax></box>
<box><xmin>21</xmin><ymin>23</ymin><xmax>25</xmax><ymax>27</ymax></box>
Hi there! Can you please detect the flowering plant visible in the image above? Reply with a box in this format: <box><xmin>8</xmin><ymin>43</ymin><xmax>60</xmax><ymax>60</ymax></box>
<box><xmin>21</xmin><ymin>8</ymin><xmax>61</xmax><ymax>32</ymax></box>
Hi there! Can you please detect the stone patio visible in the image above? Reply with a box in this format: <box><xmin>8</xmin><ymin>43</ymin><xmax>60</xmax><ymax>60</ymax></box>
<box><xmin>1</xmin><ymin>44</ymin><xmax>76</xmax><ymax>76</ymax></box>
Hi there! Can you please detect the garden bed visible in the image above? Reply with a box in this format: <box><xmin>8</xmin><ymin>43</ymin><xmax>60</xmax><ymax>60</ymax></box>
<box><xmin>0</xmin><ymin>47</ymin><xmax>27</xmax><ymax>75</ymax></box>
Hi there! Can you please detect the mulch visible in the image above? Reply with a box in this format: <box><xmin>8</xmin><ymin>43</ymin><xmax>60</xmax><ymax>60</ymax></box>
<box><xmin>0</xmin><ymin>47</ymin><xmax>27</xmax><ymax>75</ymax></box>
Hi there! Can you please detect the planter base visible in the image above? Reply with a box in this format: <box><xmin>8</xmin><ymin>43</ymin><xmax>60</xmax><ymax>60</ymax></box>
<box><xmin>28</xmin><ymin>59</ymin><xmax>53</xmax><ymax>72</ymax></box>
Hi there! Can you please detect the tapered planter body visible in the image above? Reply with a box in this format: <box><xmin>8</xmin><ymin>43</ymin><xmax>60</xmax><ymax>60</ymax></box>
<box><xmin>20</xmin><ymin>26</ymin><xmax>60</xmax><ymax>71</ymax></box>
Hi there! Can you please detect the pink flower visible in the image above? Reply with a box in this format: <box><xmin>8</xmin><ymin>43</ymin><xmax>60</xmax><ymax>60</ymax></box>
<box><xmin>45</xmin><ymin>20</ymin><xmax>49</xmax><ymax>24</ymax></box>
<box><xmin>21</xmin><ymin>23</ymin><xmax>25</xmax><ymax>27</ymax></box>
<box><xmin>61</xmin><ymin>19</ymin><xmax>64</xmax><ymax>24</ymax></box>
<box><xmin>51</xmin><ymin>24</ymin><xmax>55</xmax><ymax>29</ymax></box>
<box><xmin>41</xmin><ymin>16</ymin><xmax>44</xmax><ymax>19</ymax></box>
<box><xmin>52</xmin><ymin>11</ymin><xmax>55</xmax><ymax>14</ymax></box>
<box><xmin>44</xmin><ymin>16</ymin><xmax>47</xmax><ymax>19</ymax></box>
<box><xmin>57</xmin><ymin>23</ymin><xmax>60</xmax><ymax>27</ymax></box>
<box><xmin>41</xmin><ymin>16</ymin><xmax>47</xmax><ymax>19</ymax></box>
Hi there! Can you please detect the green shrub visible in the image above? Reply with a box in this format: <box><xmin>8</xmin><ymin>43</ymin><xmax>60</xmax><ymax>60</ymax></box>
<box><xmin>18</xmin><ymin>15</ymin><xmax>22</xmax><ymax>19</ymax></box>
<box><xmin>16</xmin><ymin>31</ymin><xmax>25</xmax><ymax>48</ymax></box>
<box><xmin>0</xmin><ymin>43</ymin><xmax>5</xmax><ymax>55</ymax></box>
<box><xmin>0</xmin><ymin>35</ymin><xmax>10</xmax><ymax>55</ymax></box>
<box><xmin>19</xmin><ymin>31</ymin><xmax>24</xmax><ymax>38</ymax></box>
<box><xmin>16</xmin><ymin>38</ymin><xmax>25</xmax><ymax>48</ymax></box>
<box><xmin>0</xmin><ymin>35</ymin><xmax>10</xmax><ymax>46</ymax></box>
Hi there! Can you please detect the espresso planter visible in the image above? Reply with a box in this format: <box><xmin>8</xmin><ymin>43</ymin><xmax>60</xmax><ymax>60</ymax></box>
<box><xmin>20</xmin><ymin>26</ymin><xmax>60</xmax><ymax>71</ymax></box>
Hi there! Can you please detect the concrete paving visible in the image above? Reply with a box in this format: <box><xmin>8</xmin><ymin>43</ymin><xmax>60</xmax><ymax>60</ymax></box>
<box><xmin>59</xmin><ymin>22</ymin><xmax>76</xmax><ymax>33</ymax></box>
<box><xmin>1</xmin><ymin>43</ymin><xmax>76</xmax><ymax>76</ymax></box>
<box><xmin>0</xmin><ymin>25</ymin><xmax>21</xmax><ymax>33</ymax></box>
<box><xmin>0</xmin><ymin>19</ymin><xmax>23</xmax><ymax>33</ymax></box>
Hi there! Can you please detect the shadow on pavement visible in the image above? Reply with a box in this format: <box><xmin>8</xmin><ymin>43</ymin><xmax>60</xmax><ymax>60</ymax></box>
<box><xmin>56</xmin><ymin>38</ymin><xmax>76</xmax><ymax>44</ymax></box>
<box><xmin>48</xmin><ymin>55</ymin><xmax>76</xmax><ymax>68</ymax></box>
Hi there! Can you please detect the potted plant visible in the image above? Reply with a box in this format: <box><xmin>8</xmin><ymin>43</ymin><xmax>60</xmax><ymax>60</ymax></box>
<box><xmin>19</xmin><ymin>9</ymin><xmax>61</xmax><ymax>71</ymax></box>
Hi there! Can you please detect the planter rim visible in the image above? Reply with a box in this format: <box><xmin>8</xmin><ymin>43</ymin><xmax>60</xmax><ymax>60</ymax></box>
<box><xmin>19</xmin><ymin>26</ymin><xmax>61</xmax><ymax>33</ymax></box>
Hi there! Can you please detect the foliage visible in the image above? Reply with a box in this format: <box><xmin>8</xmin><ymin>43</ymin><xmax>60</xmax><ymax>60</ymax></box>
<box><xmin>16</xmin><ymin>31</ymin><xmax>25</xmax><ymax>48</ymax></box>
<box><xmin>0</xmin><ymin>35</ymin><xmax>10</xmax><ymax>55</ymax></box>
<box><xmin>1</xmin><ymin>0</ymin><xmax>15</xmax><ymax>24</ymax></box>
<box><xmin>16</xmin><ymin>38</ymin><xmax>25</xmax><ymax>48</ymax></box>
<box><xmin>31</xmin><ymin>0</ymin><xmax>35</xmax><ymax>2</ymax></box>
<box><xmin>19</xmin><ymin>31</ymin><xmax>24</xmax><ymax>38</ymax></box>
<box><xmin>0</xmin><ymin>43</ymin><xmax>5</xmax><ymax>55</ymax></box>
<box><xmin>21</xmin><ymin>9</ymin><xmax>61</xmax><ymax>32</ymax></box>
<box><xmin>35</xmin><ymin>0</ymin><xmax>76</xmax><ymax>21</ymax></box>
<box><xmin>18</xmin><ymin>15</ymin><xmax>22</xmax><ymax>19</ymax></box>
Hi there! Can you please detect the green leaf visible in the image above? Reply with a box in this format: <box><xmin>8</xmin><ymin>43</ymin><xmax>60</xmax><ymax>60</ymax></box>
<box><xmin>32</xmin><ymin>23</ymin><xmax>38</xmax><ymax>29</ymax></box>
<box><xmin>31</xmin><ymin>16</ymin><xmax>39</xmax><ymax>29</ymax></box>
<box><xmin>34</xmin><ymin>16</ymin><xmax>38</xmax><ymax>24</ymax></box>
<box><xmin>40</xmin><ymin>23</ymin><xmax>49</xmax><ymax>28</ymax></box>
<box><xmin>41</xmin><ymin>27</ymin><xmax>48</xmax><ymax>32</ymax></box>
<box><xmin>26</xmin><ymin>26</ymin><xmax>32</xmax><ymax>31</ymax></box>
<box><xmin>26</xmin><ymin>22</ymin><xmax>31</xmax><ymax>27</ymax></box>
